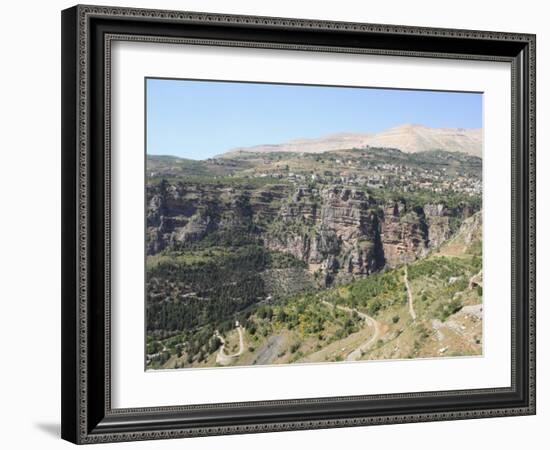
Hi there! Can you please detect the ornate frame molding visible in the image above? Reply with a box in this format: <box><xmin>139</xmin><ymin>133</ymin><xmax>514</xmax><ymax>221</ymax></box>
<box><xmin>61</xmin><ymin>4</ymin><xmax>536</xmax><ymax>444</ymax></box>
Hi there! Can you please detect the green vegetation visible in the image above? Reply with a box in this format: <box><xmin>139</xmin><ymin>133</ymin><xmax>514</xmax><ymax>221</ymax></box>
<box><xmin>408</xmin><ymin>256</ymin><xmax>481</xmax><ymax>281</ymax></box>
<box><xmin>367</xmin><ymin>187</ymin><xmax>482</xmax><ymax>212</ymax></box>
<box><xmin>292</xmin><ymin>269</ymin><xmax>407</xmax><ymax>320</ymax></box>
<box><xmin>146</xmin><ymin>241</ymin><xmax>310</xmax><ymax>332</ymax></box>
<box><xmin>147</xmin><ymin>248</ymin><xmax>482</xmax><ymax>369</ymax></box>
<box><xmin>149</xmin><ymin>265</ymin><xmax>481</xmax><ymax>369</ymax></box>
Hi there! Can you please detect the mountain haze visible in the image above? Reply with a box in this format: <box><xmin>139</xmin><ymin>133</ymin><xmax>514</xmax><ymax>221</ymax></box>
<box><xmin>221</xmin><ymin>124</ymin><xmax>482</xmax><ymax>158</ymax></box>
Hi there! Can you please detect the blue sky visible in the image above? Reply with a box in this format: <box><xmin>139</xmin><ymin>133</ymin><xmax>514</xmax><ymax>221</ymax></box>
<box><xmin>146</xmin><ymin>78</ymin><xmax>482</xmax><ymax>160</ymax></box>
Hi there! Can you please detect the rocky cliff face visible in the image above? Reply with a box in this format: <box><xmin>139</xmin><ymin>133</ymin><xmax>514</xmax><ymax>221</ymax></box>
<box><xmin>379</xmin><ymin>202</ymin><xmax>464</xmax><ymax>266</ymax></box>
<box><xmin>263</xmin><ymin>186</ymin><xmax>384</xmax><ymax>284</ymax></box>
<box><xmin>147</xmin><ymin>181</ymin><xmax>476</xmax><ymax>285</ymax></box>
<box><xmin>380</xmin><ymin>203</ymin><xmax>428</xmax><ymax>266</ymax></box>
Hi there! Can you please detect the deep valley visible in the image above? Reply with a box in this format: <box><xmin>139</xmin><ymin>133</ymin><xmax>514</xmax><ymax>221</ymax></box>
<box><xmin>145</xmin><ymin>134</ymin><xmax>483</xmax><ymax>370</ymax></box>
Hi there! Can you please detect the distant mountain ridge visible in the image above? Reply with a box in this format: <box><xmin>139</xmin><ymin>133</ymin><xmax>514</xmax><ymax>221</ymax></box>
<box><xmin>220</xmin><ymin>124</ymin><xmax>482</xmax><ymax>158</ymax></box>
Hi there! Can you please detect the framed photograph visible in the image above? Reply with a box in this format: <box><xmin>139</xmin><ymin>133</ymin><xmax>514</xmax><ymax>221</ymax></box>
<box><xmin>61</xmin><ymin>5</ymin><xmax>536</xmax><ymax>444</ymax></box>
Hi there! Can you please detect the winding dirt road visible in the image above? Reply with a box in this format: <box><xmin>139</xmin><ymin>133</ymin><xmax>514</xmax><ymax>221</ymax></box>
<box><xmin>404</xmin><ymin>265</ymin><xmax>416</xmax><ymax>321</ymax></box>
<box><xmin>321</xmin><ymin>300</ymin><xmax>382</xmax><ymax>361</ymax></box>
<box><xmin>215</xmin><ymin>326</ymin><xmax>245</xmax><ymax>366</ymax></box>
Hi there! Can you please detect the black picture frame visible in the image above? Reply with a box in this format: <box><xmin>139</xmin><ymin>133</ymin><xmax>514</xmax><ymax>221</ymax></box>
<box><xmin>61</xmin><ymin>4</ymin><xmax>536</xmax><ymax>444</ymax></box>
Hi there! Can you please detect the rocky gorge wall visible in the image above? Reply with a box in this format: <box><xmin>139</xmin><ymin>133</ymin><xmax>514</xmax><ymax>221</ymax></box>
<box><xmin>146</xmin><ymin>180</ymin><xmax>477</xmax><ymax>286</ymax></box>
